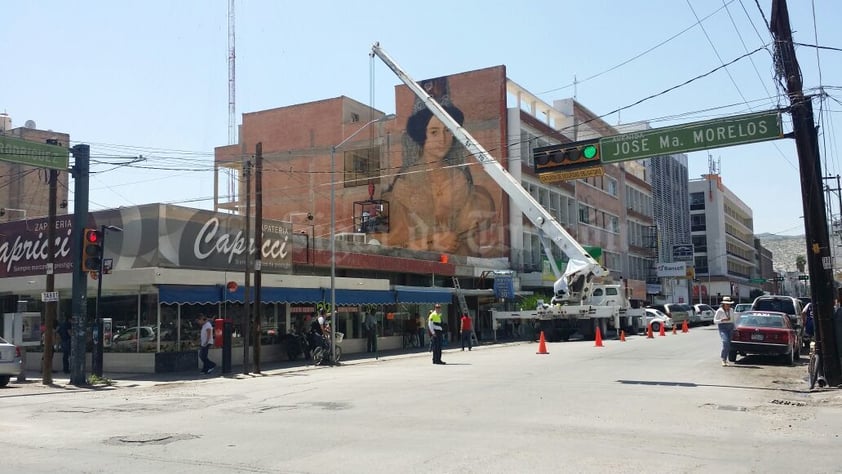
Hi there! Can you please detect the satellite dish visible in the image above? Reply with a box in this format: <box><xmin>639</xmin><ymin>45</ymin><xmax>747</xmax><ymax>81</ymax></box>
<box><xmin>24</xmin><ymin>120</ymin><xmax>36</xmax><ymax>129</ymax></box>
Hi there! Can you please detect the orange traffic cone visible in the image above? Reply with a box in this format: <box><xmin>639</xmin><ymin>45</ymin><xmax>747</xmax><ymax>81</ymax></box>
<box><xmin>536</xmin><ymin>331</ymin><xmax>549</xmax><ymax>355</ymax></box>
<box><xmin>620</xmin><ymin>330</ymin><xmax>626</xmax><ymax>342</ymax></box>
<box><xmin>682</xmin><ymin>319</ymin><xmax>689</xmax><ymax>333</ymax></box>
<box><xmin>647</xmin><ymin>324</ymin><xmax>654</xmax><ymax>339</ymax></box>
<box><xmin>594</xmin><ymin>327</ymin><xmax>604</xmax><ymax>347</ymax></box>
<box><xmin>659</xmin><ymin>322</ymin><xmax>666</xmax><ymax>337</ymax></box>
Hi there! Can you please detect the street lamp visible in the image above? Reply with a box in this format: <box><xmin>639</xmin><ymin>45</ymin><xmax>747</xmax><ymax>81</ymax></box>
<box><xmin>330</xmin><ymin>114</ymin><xmax>394</xmax><ymax>363</ymax></box>
<box><xmin>93</xmin><ymin>224</ymin><xmax>123</xmax><ymax>377</ymax></box>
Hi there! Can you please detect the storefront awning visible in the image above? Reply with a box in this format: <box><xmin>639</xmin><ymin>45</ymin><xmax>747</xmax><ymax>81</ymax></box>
<box><xmin>262</xmin><ymin>287</ymin><xmax>324</xmax><ymax>303</ymax></box>
<box><xmin>159</xmin><ymin>285</ymin><xmax>325</xmax><ymax>305</ymax></box>
<box><xmin>394</xmin><ymin>286</ymin><xmax>453</xmax><ymax>304</ymax></box>
<box><xmin>159</xmin><ymin>285</ymin><xmax>234</xmax><ymax>305</ymax></box>
<box><xmin>330</xmin><ymin>289</ymin><xmax>395</xmax><ymax>305</ymax></box>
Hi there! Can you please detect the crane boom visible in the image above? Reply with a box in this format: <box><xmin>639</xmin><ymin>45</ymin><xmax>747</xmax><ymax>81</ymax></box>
<box><xmin>371</xmin><ymin>42</ymin><xmax>606</xmax><ymax>302</ymax></box>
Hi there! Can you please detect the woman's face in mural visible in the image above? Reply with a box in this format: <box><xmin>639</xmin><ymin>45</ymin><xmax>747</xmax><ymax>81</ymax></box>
<box><xmin>424</xmin><ymin>116</ymin><xmax>453</xmax><ymax>161</ymax></box>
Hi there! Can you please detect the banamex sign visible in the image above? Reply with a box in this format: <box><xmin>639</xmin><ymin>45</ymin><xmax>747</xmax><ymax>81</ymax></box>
<box><xmin>656</xmin><ymin>262</ymin><xmax>687</xmax><ymax>278</ymax></box>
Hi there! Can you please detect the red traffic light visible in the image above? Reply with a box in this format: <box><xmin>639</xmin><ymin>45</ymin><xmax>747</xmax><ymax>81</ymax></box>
<box><xmin>85</xmin><ymin>229</ymin><xmax>102</xmax><ymax>243</ymax></box>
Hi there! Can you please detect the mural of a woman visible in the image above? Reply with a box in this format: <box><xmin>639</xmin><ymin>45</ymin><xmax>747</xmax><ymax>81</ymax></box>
<box><xmin>381</xmin><ymin>101</ymin><xmax>497</xmax><ymax>256</ymax></box>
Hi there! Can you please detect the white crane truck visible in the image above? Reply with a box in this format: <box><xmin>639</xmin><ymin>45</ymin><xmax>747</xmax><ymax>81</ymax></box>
<box><xmin>371</xmin><ymin>43</ymin><xmax>644</xmax><ymax>341</ymax></box>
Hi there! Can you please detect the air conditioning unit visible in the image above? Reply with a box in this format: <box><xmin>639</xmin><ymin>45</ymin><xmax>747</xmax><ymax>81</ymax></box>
<box><xmin>335</xmin><ymin>232</ymin><xmax>367</xmax><ymax>244</ymax></box>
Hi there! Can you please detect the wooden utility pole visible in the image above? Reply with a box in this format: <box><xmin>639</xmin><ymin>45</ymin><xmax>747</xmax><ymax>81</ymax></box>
<box><xmin>771</xmin><ymin>0</ymin><xmax>841</xmax><ymax>386</ymax></box>
<box><xmin>253</xmin><ymin>143</ymin><xmax>263</xmax><ymax>374</ymax></box>
<box><xmin>242</xmin><ymin>157</ymin><xmax>252</xmax><ymax>375</ymax></box>
<box><xmin>42</xmin><ymin>167</ymin><xmax>58</xmax><ymax>384</ymax></box>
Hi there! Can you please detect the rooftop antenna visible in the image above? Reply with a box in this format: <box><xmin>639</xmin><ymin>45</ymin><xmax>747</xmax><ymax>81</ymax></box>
<box><xmin>707</xmin><ymin>153</ymin><xmax>720</xmax><ymax>175</ymax></box>
<box><xmin>228</xmin><ymin>0</ymin><xmax>236</xmax><ymax>145</ymax></box>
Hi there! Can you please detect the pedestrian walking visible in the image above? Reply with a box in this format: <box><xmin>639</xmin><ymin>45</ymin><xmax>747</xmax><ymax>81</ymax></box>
<box><xmin>714</xmin><ymin>296</ymin><xmax>735</xmax><ymax>366</ymax></box>
<box><xmin>364</xmin><ymin>310</ymin><xmax>377</xmax><ymax>353</ymax></box>
<box><xmin>197</xmin><ymin>314</ymin><xmax>216</xmax><ymax>374</ymax></box>
<box><xmin>57</xmin><ymin>317</ymin><xmax>72</xmax><ymax>374</ymax></box>
<box><xmin>460</xmin><ymin>312</ymin><xmax>473</xmax><ymax>351</ymax></box>
<box><xmin>415</xmin><ymin>313</ymin><xmax>425</xmax><ymax>349</ymax></box>
<box><xmin>428</xmin><ymin>304</ymin><xmax>445</xmax><ymax>364</ymax></box>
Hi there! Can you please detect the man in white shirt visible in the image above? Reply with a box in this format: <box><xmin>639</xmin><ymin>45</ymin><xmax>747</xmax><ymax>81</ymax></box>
<box><xmin>197</xmin><ymin>314</ymin><xmax>217</xmax><ymax>374</ymax></box>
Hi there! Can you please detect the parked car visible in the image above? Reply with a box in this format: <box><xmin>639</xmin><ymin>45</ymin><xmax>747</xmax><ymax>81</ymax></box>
<box><xmin>750</xmin><ymin>295</ymin><xmax>805</xmax><ymax>350</ymax></box>
<box><xmin>112</xmin><ymin>326</ymin><xmax>157</xmax><ymax>351</ymax></box>
<box><xmin>729</xmin><ymin>310</ymin><xmax>800</xmax><ymax>365</ymax></box>
<box><xmin>733</xmin><ymin>303</ymin><xmax>752</xmax><ymax>315</ymax></box>
<box><xmin>693</xmin><ymin>304</ymin><xmax>715</xmax><ymax>325</ymax></box>
<box><xmin>648</xmin><ymin>303</ymin><xmax>693</xmax><ymax>326</ymax></box>
<box><xmin>643</xmin><ymin>308</ymin><xmax>674</xmax><ymax>333</ymax></box>
<box><xmin>0</xmin><ymin>336</ymin><xmax>23</xmax><ymax>387</ymax></box>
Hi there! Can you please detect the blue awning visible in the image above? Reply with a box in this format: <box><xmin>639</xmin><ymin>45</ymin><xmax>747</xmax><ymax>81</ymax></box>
<box><xmin>330</xmin><ymin>289</ymin><xmax>395</xmax><ymax>305</ymax></box>
<box><xmin>159</xmin><ymin>285</ymin><xmax>233</xmax><ymax>305</ymax></box>
<box><xmin>262</xmin><ymin>287</ymin><xmax>324</xmax><ymax>303</ymax></box>
<box><xmin>394</xmin><ymin>286</ymin><xmax>453</xmax><ymax>304</ymax></box>
<box><xmin>159</xmin><ymin>285</ymin><xmax>324</xmax><ymax>305</ymax></box>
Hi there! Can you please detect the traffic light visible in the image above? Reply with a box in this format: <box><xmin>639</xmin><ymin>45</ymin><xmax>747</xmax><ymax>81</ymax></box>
<box><xmin>82</xmin><ymin>228</ymin><xmax>103</xmax><ymax>272</ymax></box>
<box><xmin>534</xmin><ymin>138</ymin><xmax>601</xmax><ymax>173</ymax></box>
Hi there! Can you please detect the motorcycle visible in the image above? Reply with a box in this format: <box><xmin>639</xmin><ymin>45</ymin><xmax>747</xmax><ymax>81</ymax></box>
<box><xmin>281</xmin><ymin>331</ymin><xmax>311</xmax><ymax>362</ymax></box>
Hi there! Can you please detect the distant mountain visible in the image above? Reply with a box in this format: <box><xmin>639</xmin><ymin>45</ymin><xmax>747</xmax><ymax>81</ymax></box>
<box><xmin>757</xmin><ymin>233</ymin><xmax>807</xmax><ymax>273</ymax></box>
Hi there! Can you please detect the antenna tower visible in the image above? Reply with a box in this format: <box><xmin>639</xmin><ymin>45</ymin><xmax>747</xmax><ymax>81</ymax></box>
<box><xmin>228</xmin><ymin>0</ymin><xmax>236</xmax><ymax>145</ymax></box>
<box><xmin>707</xmin><ymin>153</ymin><xmax>720</xmax><ymax>175</ymax></box>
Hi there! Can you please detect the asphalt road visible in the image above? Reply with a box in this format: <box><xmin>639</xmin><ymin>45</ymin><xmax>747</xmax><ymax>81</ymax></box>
<box><xmin>1</xmin><ymin>326</ymin><xmax>840</xmax><ymax>473</ymax></box>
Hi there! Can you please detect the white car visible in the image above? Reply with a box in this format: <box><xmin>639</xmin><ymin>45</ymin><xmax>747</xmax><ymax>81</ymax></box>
<box><xmin>0</xmin><ymin>336</ymin><xmax>23</xmax><ymax>387</ymax></box>
<box><xmin>734</xmin><ymin>303</ymin><xmax>752</xmax><ymax>315</ymax></box>
<box><xmin>693</xmin><ymin>304</ymin><xmax>715</xmax><ymax>325</ymax></box>
<box><xmin>644</xmin><ymin>308</ymin><xmax>674</xmax><ymax>333</ymax></box>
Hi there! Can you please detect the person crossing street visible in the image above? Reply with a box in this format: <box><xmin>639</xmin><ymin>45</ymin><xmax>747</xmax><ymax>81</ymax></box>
<box><xmin>460</xmin><ymin>312</ymin><xmax>473</xmax><ymax>351</ymax></box>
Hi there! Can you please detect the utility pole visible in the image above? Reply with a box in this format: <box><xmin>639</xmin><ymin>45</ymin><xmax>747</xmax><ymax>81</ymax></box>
<box><xmin>42</xmin><ymin>164</ymin><xmax>59</xmax><ymax>385</ymax></box>
<box><xmin>771</xmin><ymin>0</ymin><xmax>841</xmax><ymax>386</ymax></box>
<box><xmin>242</xmin><ymin>157</ymin><xmax>252</xmax><ymax>375</ymax></box>
<box><xmin>253</xmin><ymin>143</ymin><xmax>263</xmax><ymax>374</ymax></box>
<box><xmin>69</xmin><ymin>144</ymin><xmax>90</xmax><ymax>386</ymax></box>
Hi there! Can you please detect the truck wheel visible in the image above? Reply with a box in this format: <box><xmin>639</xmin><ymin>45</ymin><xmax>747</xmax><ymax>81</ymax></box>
<box><xmin>651</xmin><ymin>322</ymin><xmax>661</xmax><ymax>333</ymax></box>
<box><xmin>0</xmin><ymin>375</ymin><xmax>9</xmax><ymax>387</ymax></box>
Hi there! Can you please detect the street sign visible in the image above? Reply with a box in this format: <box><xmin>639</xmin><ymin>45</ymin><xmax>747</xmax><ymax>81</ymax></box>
<box><xmin>538</xmin><ymin>166</ymin><xmax>604</xmax><ymax>183</ymax></box>
<box><xmin>749</xmin><ymin>278</ymin><xmax>766</xmax><ymax>284</ymax></box>
<box><xmin>41</xmin><ymin>291</ymin><xmax>59</xmax><ymax>302</ymax></box>
<box><xmin>600</xmin><ymin>110</ymin><xmax>783</xmax><ymax>163</ymax></box>
<box><xmin>0</xmin><ymin>135</ymin><xmax>70</xmax><ymax>170</ymax></box>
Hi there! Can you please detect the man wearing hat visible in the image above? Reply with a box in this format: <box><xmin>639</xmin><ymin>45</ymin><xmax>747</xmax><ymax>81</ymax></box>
<box><xmin>714</xmin><ymin>296</ymin><xmax>735</xmax><ymax>366</ymax></box>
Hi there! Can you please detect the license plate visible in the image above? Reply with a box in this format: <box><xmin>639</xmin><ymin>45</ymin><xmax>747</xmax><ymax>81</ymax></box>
<box><xmin>750</xmin><ymin>333</ymin><xmax>764</xmax><ymax>341</ymax></box>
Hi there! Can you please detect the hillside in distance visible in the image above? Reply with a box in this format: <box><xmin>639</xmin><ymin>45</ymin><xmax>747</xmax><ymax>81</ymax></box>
<box><xmin>758</xmin><ymin>233</ymin><xmax>808</xmax><ymax>273</ymax></box>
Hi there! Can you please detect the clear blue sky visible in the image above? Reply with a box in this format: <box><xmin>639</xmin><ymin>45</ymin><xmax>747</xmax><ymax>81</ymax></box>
<box><xmin>3</xmin><ymin>0</ymin><xmax>840</xmax><ymax>236</ymax></box>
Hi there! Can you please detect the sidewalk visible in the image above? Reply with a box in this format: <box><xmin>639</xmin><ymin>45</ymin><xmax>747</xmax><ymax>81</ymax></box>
<box><xmin>4</xmin><ymin>341</ymin><xmax>525</xmax><ymax>395</ymax></box>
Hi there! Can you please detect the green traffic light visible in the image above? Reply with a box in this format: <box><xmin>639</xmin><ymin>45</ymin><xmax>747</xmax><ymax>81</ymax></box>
<box><xmin>582</xmin><ymin>144</ymin><xmax>598</xmax><ymax>160</ymax></box>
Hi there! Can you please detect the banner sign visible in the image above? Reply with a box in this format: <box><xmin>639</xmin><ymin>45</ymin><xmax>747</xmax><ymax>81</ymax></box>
<box><xmin>655</xmin><ymin>262</ymin><xmax>686</xmax><ymax>278</ymax></box>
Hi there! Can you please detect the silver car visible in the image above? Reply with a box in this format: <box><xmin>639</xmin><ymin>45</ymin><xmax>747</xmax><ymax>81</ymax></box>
<box><xmin>0</xmin><ymin>336</ymin><xmax>23</xmax><ymax>387</ymax></box>
<box><xmin>694</xmin><ymin>304</ymin><xmax>715</xmax><ymax>325</ymax></box>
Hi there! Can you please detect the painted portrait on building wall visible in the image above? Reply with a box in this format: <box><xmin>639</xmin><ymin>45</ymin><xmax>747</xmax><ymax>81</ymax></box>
<box><xmin>377</xmin><ymin>74</ymin><xmax>503</xmax><ymax>257</ymax></box>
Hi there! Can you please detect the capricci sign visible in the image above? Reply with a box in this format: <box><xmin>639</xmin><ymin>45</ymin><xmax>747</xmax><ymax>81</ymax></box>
<box><xmin>193</xmin><ymin>217</ymin><xmax>289</xmax><ymax>263</ymax></box>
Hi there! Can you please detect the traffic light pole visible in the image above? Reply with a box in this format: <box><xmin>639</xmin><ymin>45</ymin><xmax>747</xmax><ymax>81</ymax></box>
<box><xmin>69</xmin><ymin>145</ymin><xmax>90</xmax><ymax>386</ymax></box>
<box><xmin>92</xmin><ymin>225</ymin><xmax>122</xmax><ymax>378</ymax></box>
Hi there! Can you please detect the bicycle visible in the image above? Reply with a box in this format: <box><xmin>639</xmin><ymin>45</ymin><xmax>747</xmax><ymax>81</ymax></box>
<box><xmin>807</xmin><ymin>340</ymin><xmax>826</xmax><ymax>389</ymax></box>
<box><xmin>312</xmin><ymin>332</ymin><xmax>343</xmax><ymax>366</ymax></box>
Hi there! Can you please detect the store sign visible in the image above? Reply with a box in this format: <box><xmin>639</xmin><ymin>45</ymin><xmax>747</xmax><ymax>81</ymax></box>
<box><xmin>656</xmin><ymin>262</ymin><xmax>686</xmax><ymax>277</ymax></box>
